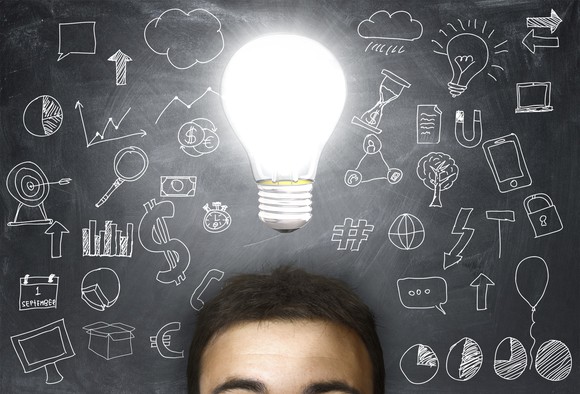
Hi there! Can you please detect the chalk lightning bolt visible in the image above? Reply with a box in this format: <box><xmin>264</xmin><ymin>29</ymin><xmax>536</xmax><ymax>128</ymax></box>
<box><xmin>444</xmin><ymin>207</ymin><xmax>475</xmax><ymax>270</ymax></box>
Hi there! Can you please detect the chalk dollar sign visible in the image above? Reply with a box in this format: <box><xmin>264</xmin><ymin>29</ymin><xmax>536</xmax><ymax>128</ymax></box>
<box><xmin>138</xmin><ymin>199</ymin><xmax>190</xmax><ymax>285</ymax></box>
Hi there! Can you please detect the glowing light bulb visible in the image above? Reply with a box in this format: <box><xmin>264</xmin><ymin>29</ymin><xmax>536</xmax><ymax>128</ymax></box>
<box><xmin>221</xmin><ymin>34</ymin><xmax>346</xmax><ymax>232</ymax></box>
<box><xmin>446</xmin><ymin>33</ymin><xmax>489</xmax><ymax>97</ymax></box>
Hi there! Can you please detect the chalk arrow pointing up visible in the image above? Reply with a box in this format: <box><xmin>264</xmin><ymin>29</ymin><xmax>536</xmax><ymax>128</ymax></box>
<box><xmin>108</xmin><ymin>50</ymin><xmax>132</xmax><ymax>86</ymax></box>
<box><xmin>527</xmin><ymin>9</ymin><xmax>562</xmax><ymax>34</ymax></box>
<box><xmin>470</xmin><ymin>273</ymin><xmax>495</xmax><ymax>311</ymax></box>
<box><xmin>522</xmin><ymin>30</ymin><xmax>560</xmax><ymax>53</ymax></box>
<box><xmin>45</xmin><ymin>221</ymin><xmax>69</xmax><ymax>259</ymax></box>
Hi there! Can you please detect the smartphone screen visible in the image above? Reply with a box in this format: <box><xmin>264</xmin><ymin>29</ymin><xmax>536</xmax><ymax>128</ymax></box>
<box><xmin>488</xmin><ymin>141</ymin><xmax>523</xmax><ymax>182</ymax></box>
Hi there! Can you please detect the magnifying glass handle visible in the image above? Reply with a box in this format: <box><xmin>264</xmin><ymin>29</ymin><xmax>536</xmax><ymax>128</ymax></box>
<box><xmin>95</xmin><ymin>178</ymin><xmax>125</xmax><ymax>208</ymax></box>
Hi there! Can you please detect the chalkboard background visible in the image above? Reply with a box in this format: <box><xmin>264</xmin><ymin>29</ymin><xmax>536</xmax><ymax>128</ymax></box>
<box><xmin>1</xmin><ymin>0</ymin><xmax>579</xmax><ymax>392</ymax></box>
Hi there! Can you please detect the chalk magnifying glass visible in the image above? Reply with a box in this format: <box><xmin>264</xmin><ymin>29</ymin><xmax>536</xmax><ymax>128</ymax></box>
<box><xmin>95</xmin><ymin>146</ymin><xmax>149</xmax><ymax>208</ymax></box>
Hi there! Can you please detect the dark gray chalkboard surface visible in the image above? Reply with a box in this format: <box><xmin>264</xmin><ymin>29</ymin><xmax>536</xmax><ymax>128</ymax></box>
<box><xmin>1</xmin><ymin>0</ymin><xmax>579</xmax><ymax>392</ymax></box>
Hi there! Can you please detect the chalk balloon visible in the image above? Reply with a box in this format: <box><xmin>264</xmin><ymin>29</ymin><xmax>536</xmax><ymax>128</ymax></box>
<box><xmin>515</xmin><ymin>256</ymin><xmax>549</xmax><ymax>309</ymax></box>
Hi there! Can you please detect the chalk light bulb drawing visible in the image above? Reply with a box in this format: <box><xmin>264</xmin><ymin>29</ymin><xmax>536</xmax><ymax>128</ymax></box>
<box><xmin>221</xmin><ymin>35</ymin><xmax>346</xmax><ymax>232</ymax></box>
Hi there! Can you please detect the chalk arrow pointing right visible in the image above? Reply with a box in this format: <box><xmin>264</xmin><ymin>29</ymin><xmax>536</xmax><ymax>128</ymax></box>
<box><xmin>526</xmin><ymin>9</ymin><xmax>562</xmax><ymax>34</ymax></box>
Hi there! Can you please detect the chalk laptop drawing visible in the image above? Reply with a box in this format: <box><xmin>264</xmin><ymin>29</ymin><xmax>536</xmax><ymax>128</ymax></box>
<box><xmin>515</xmin><ymin>82</ymin><xmax>553</xmax><ymax>113</ymax></box>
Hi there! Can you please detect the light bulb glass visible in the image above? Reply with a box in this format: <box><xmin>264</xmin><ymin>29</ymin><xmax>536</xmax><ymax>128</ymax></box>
<box><xmin>221</xmin><ymin>34</ymin><xmax>346</xmax><ymax>231</ymax></box>
<box><xmin>446</xmin><ymin>33</ymin><xmax>489</xmax><ymax>97</ymax></box>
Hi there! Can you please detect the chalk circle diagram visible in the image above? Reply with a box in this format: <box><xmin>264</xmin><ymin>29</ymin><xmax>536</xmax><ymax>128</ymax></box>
<box><xmin>445</xmin><ymin>337</ymin><xmax>483</xmax><ymax>381</ymax></box>
<box><xmin>400</xmin><ymin>344</ymin><xmax>439</xmax><ymax>385</ymax></box>
<box><xmin>23</xmin><ymin>95</ymin><xmax>63</xmax><ymax>137</ymax></box>
<box><xmin>388</xmin><ymin>213</ymin><xmax>425</xmax><ymax>250</ymax></box>
<box><xmin>535</xmin><ymin>339</ymin><xmax>572</xmax><ymax>381</ymax></box>
<box><xmin>358</xmin><ymin>10</ymin><xmax>423</xmax><ymax>41</ymax></box>
<box><xmin>494</xmin><ymin>337</ymin><xmax>527</xmax><ymax>380</ymax></box>
<box><xmin>144</xmin><ymin>8</ymin><xmax>224</xmax><ymax>70</ymax></box>
<box><xmin>178</xmin><ymin>118</ymin><xmax>219</xmax><ymax>157</ymax></box>
<box><xmin>81</xmin><ymin>267</ymin><xmax>120</xmax><ymax>311</ymax></box>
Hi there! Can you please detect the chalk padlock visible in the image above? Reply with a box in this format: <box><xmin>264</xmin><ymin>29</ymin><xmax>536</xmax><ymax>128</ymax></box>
<box><xmin>523</xmin><ymin>193</ymin><xmax>563</xmax><ymax>238</ymax></box>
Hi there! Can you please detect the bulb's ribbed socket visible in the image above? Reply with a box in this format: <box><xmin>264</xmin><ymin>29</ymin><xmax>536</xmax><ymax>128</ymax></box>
<box><xmin>448</xmin><ymin>82</ymin><xmax>467</xmax><ymax>98</ymax></box>
<box><xmin>257</xmin><ymin>182</ymin><xmax>313</xmax><ymax>232</ymax></box>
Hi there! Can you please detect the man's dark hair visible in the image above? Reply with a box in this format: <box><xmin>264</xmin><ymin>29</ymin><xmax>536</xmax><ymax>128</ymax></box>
<box><xmin>187</xmin><ymin>265</ymin><xmax>385</xmax><ymax>394</ymax></box>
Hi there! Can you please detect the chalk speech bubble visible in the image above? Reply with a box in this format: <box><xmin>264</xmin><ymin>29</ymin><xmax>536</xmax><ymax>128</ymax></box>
<box><xmin>397</xmin><ymin>276</ymin><xmax>448</xmax><ymax>315</ymax></box>
<box><xmin>58</xmin><ymin>22</ymin><xmax>96</xmax><ymax>61</ymax></box>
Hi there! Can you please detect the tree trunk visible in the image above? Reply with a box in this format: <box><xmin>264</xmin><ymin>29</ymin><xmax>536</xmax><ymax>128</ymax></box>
<box><xmin>430</xmin><ymin>181</ymin><xmax>442</xmax><ymax>207</ymax></box>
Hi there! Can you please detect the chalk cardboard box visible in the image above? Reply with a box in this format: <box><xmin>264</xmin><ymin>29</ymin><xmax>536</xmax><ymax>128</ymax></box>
<box><xmin>83</xmin><ymin>321</ymin><xmax>135</xmax><ymax>360</ymax></box>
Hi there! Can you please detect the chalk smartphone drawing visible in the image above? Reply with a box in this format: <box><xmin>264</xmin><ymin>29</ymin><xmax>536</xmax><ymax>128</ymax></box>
<box><xmin>82</xmin><ymin>220</ymin><xmax>134</xmax><ymax>257</ymax></box>
<box><xmin>523</xmin><ymin>193</ymin><xmax>563</xmax><ymax>238</ymax></box>
<box><xmin>23</xmin><ymin>95</ymin><xmax>63</xmax><ymax>137</ymax></box>
<box><xmin>444</xmin><ymin>207</ymin><xmax>474</xmax><ymax>270</ymax></box>
<box><xmin>6</xmin><ymin>161</ymin><xmax>71</xmax><ymax>226</ymax></box>
<box><xmin>482</xmin><ymin>133</ymin><xmax>531</xmax><ymax>193</ymax></box>
<box><xmin>485</xmin><ymin>210</ymin><xmax>515</xmax><ymax>258</ymax></box>
<box><xmin>416</xmin><ymin>152</ymin><xmax>459</xmax><ymax>208</ymax></box>
<box><xmin>352</xmin><ymin>69</ymin><xmax>411</xmax><ymax>134</ymax></box>
<box><xmin>95</xmin><ymin>146</ymin><xmax>149</xmax><ymax>208</ymax></box>
<box><xmin>397</xmin><ymin>276</ymin><xmax>448</xmax><ymax>315</ymax></box>
<box><xmin>138</xmin><ymin>199</ymin><xmax>191</xmax><ymax>285</ymax></box>
<box><xmin>19</xmin><ymin>274</ymin><xmax>59</xmax><ymax>311</ymax></box>
<box><xmin>75</xmin><ymin>103</ymin><xmax>146</xmax><ymax>148</ymax></box>
<box><xmin>388</xmin><ymin>213</ymin><xmax>425</xmax><ymax>251</ymax></box>
<box><xmin>523</xmin><ymin>9</ymin><xmax>561</xmax><ymax>54</ymax></box>
<box><xmin>331</xmin><ymin>218</ymin><xmax>374</xmax><ymax>251</ymax></box>
<box><xmin>150</xmin><ymin>322</ymin><xmax>184</xmax><ymax>359</ymax></box>
<box><xmin>11</xmin><ymin>319</ymin><xmax>75</xmax><ymax>385</ymax></box>
<box><xmin>399</xmin><ymin>344</ymin><xmax>439</xmax><ymax>385</ymax></box>
<box><xmin>344</xmin><ymin>134</ymin><xmax>403</xmax><ymax>187</ymax></box>
<box><xmin>357</xmin><ymin>10</ymin><xmax>423</xmax><ymax>55</ymax></box>
<box><xmin>202</xmin><ymin>202</ymin><xmax>231</xmax><ymax>233</ymax></box>
<box><xmin>416</xmin><ymin>105</ymin><xmax>442</xmax><ymax>144</ymax></box>
<box><xmin>515</xmin><ymin>82</ymin><xmax>553</xmax><ymax>113</ymax></box>
<box><xmin>433</xmin><ymin>19</ymin><xmax>507</xmax><ymax>97</ymax></box>
<box><xmin>81</xmin><ymin>267</ymin><xmax>121</xmax><ymax>312</ymax></box>
<box><xmin>83</xmin><ymin>322</ymin><xmax>135</xmax><ymax>360</ymax></box>
<box><xmin>190</xmin><ymin>269</ymin><xmax>225</xmax><ymax>311</ymax></box>
<box><xmin>445</xmin><ymin>337</ymin><xmax>484</xmax><ymax>381</ymax></box>
<box><xmin>57</xmin><ymin>21</ymin><xmax>96</xmax><ymax>61</ymax></box>
<box><xmin>494</xmin><ymin>337</ymin><xmax>528</xmax><ymax>380</ymax></box>
<box><xmin>160</xmin><ymin>176</ymin><xmax>197</xmax><ymax>197</ymax></box>
<box><xmin>144</xmin><ymin>9</ymin><xmax>224</xmax><ymax>70</ymax></box>
<box><xmin>535</xmin><ymin>339</ymin><xmax>572</xmax><ymax>381</ymax></box>
<box><xmin>454</xmin><ymin>110</ymin><xmax>482</xmax><ymax>148</ymax></box>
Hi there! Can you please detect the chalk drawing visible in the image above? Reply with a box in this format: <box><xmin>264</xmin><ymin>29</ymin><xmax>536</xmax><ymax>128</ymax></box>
<box><xmin>23</xmin><ymin>95</ymin><xmax>63</xmax><ymax>137</ymax></box>
<box><xmin>444</xmin><ymin>207</ymin><xmax>474</xmax><ymax>270</ymax></box>
<box><xmin>57</xmin><ymin>22</ymin><xmax>96</xmax><ymax>61</ymax></box>
<box><xmin>416</xmin><ymin>152</ymin><xmax>459</xmax><ymax>208</ymax></box>
<box><xmin>155</xmin><ymin>87</ymin><xmax>220</xmax><ymax>125</ymax></box>
<box><xmin>81</xmin><ymin>267</ymin><xmax>120</xmax><ymax>312</ymax></box>
<box><xmin>344</xmin><ymin>134</ymin><xmax>402</xmax><ymax>187</ymax></box>
<box><xmin>160</xmin><ymin>176</ymin><xmax>197</xmax><ymax>197</ymax></box>
<box><xmin>470</xmin><ymin>273</ymin><xmax>495</xmax><ymax>311</ymax></box>
<box><xmin>107</xmin><ymin>50</ymin><xmax>132</xmax><ymax>86</ymax></box>
<box><xmin>454</xmin><ymin>110</ymin><xmax>482</xmax><ymax>148</ymax></box>
<box><xmin>358</xmin><ymin>10</ymin><xmax>423</xmax><ymax>41</ymax></box>
<box><xmin>535</xmin><ymin>339</ymin><xmax>572</xmax><ymax>381</ymax></box>
<box><xmin>150</xmin><ymin>322</ymin><xmax>184</xmax><ymax>359</ymax></box>
<box><xmin>397</xmin><ymin>276</ymin><xmax>447</xmax><ymax>315</ymax></box>
<box><xmin>515</xmin><ymin>82</ymin><xmax>553</xmax><ymax>113</ymax></box>
<box><xmin>331</xmin><ymin>218</ymin><xmax>374</xmax><ymax>251</ymax></box>
<box><xmin>190</xmin><ymin>269</ymin><xmax>225</xmax><ymax>311</ymax></box>
<box><xmin>416</xmin><ymin>105</ymin><xmax>442</xmax><ymax>144</ymax></box>
<box><xmin>523</xmin><ymin>193</ymin><xmax>563</xmax><ymax>238</ymax></box>
<box><xmin>485</xmin><ymin>210</ymin><xmax>515</xmax><ymax>258</ymax></box>
<box><xmin>203</xmin><ymin>202</ymin><xmax>231</xmax><ymax>233</ymax></box>
<box><xmin>178</xmin><ymin>118</ymin><xmax>219</xmax><ymax>158</ymax></box>
<box><xmin>445</xmin><ymin>337</ymin><xmax>483</xmax><ymax>381</ymax></box>
<box><xmin>45</xmin><ymin>221</ymin><xmax>69</xmax><ymax>259</ymax></box>
<box><xmin>523</xmin><ymin>10</ymin><xmax>561</xmax><ymax>54</ymax></box>
<box><xmin>82</xmin><ymin>220</ymin><xmax>134</xmax><ymax>257</ymax></box>
<box><xmin>388</xmin><ymin>213</ymin><xmax>425</xmax><ymax>251</ymax></box>
<box><xmin>19</xmin><ymin>274</ymin><xmax>59</xmax><ymax>311</ymax></box>
<box><xmin>400</xmin><ymin>344</ymin><xmax>439</xmax><ymax>385</ymax></box>
<box><xmin>83</xmin><ymin>322</ymin><xmax>135</xmax><ymax>360</ymax></box>
<box><xmin>494</xmin><ymin>337</ymin><xmax>527</xmax><ymax>380</ymax></box>
<box><xmin>482</xmin><ymin>133</ymin><xmax>532</xmax><ymax>193</ymax></box>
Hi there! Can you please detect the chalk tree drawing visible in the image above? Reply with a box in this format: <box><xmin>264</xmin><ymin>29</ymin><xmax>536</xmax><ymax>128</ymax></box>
<box><xmin>416</xmin><ymin>152</ymin><xmax>459</xmax><ymax>208</ymax></box>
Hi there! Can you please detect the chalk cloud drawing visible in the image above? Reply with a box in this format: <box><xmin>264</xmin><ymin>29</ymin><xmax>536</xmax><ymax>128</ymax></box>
<box><xmin>11</xmin><ymin>319</ymin><xmax>75</xmax><ymax>384</ymax></box>
<box><xmin>494</xmin><ymin>337</ymin><xmax>527</xmax><ymax>380</ymax></box>
<box><xmin>454</xmin><ymin>109</ymin><xmax>482</xmax><ymax>148</ymax></box>
<box><xmin>6</xmin><ymin>161</ymin><xmax>71</xmax><ymax>227</ymax></box>
<box><xmin>470</xmin><ymin>273</ymin><xmax>495</xmax><ymax>311</ymax></box>
<box><xmin>19</xmin><ymin>274</ymin><xmax>59</xmax><ymax>311</ymax></box>
<box><xmin>57</xmin><ymin>21</ymin><xmax>96</xmax><ymax>61</ymax></box>
<box><xmin>331</xmin><ymin>218</ymin><xmax>374</xmax><ymax>251</ymax></box>
<box><xmin>344</xmin><ymin>134</ymin><xmax>402</xmax><ymax>187</ymax></box>
<box><xmin>515</xmin><ymin>82</ymin><xmax>553</xmax><ymax>113</ymax></box>
<box><xmin>178</xmin><ymin>118</ymin><xmax>219</xmax><ymax>158</ymax></box>
<box><xmin>515</xmin><ymin>256</ymin><xmax>549</xmax><ymax>369</ymax></box>
<box><xmin>358</xmin><ymin>10</ymin><xmax>423</xmax><ymax>41</ymax></box>
<box><xmin>108</xmin><ymin>50</ymin><xmax>132</xmax><ymax>86</ymax></box>
<box><xmin>416</xmin><ymin>105</ymin><xmax>442</xmax><ymax>144</ymax></box>
<box><xmin>433</xmin><ymin>19</ymin><xmax>507</xmax><ymax>97</ymax></box>
<box><xmin>523</xmin><ymin>10</ymin><xmax>561</xmax><ymax>53</ymax></box>
<box><xmin>482</xmin><ymin>133</ymin><xmax>532</xmax><ymax>193</ymax></box>
<box><xmin>485</xmin><ymin>210</ymin><xmax>515</xmax><ymax>259</ymax></box>
<box><xmin>445</xmin><ymin>337</ymin><xmax>483</xmax><ymax>381</ymax></box>
<box><xmin>399</xmin><ymin>344</ymin><xmax>439</xmax><ymax>385</ymax></box>
<box><xmin>23</xmin><ymin>95</ymin><xmax>63</xmax><ymax>137</ymax></box>
<box><xmin>150</xmin><ymin>322</ymin><xmax>184</xmax><ymax>359</ymax></box>
<box><xmin>535</xmin><ymin>339</ymin><xmax>572</xmax><ymax>381</ymax></box>
<box><xmin>139</xmin><ymin>199</ymin><xmax>191</xmax><ymax>286</ymax></box>
<box><xmin>144</xmin><ymin>8</ymin><xmax>224</xmax><ymax>70</ymax></box>
<box><xmin>397</xmin><ymin>276</ymin><xmax>447</xmax><ymax>315</ymax></box>
<box><xmin>82</xmin><ymin>220</ymin><xmax>134</xmax><ymax>257</ymax></box>
<box><xmin>190</xmin><ymin>269</ymin><xmax>225</xmax><ymax>311</ymax></box>
<box><xmin>81</xmin><ymin>267</ymin><xmax>120</xmax><ymax>312</ymax></box>
<box><xmin>444</xmin><ymin>207</ymin><xmax>474</xmax><ymax>270</ymax></box>
<box><xmin>75</xmin><ymin>102</ymin><xmax>146</xmax><ymax>148</ymax></box>
<box><xmin>95</xmin><ymin>146</ymin><xmax>149</xmax><ymax>208</ymax></box>
<box><xmin>203</xmin><ymin>202</ymin><xmax>231</xmax><ymax>233</ymax></box>
<box><xmin>160</xmin><ymin>176</ymin><xmax>197</xmax><ymax>197</ymax></box>
<box><xmin>523</xmin><ymin>193</ymin><xmax>563</xmax><ymax>238</ymax></box>
<box><xmin>416</xmin><ymin>152</ymin><xmax>459</xmax><ymax>208</ymax></box>
<box><xmin>83</xmin><ymin>322</ymin><xmax>135</xmax><ymax>360</ymax></box>
<box><xmin>388</xmin><ymin>213</ymin><xmax>425</xmax><ymax>251</ymax></box>
<box><xmin>352</xmin><ymin>69</ymin><xmax>411</xmax><ymax>134</ymax></box>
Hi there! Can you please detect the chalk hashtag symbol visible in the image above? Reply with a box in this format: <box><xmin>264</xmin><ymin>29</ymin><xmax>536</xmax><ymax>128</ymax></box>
<box><xmin>331</xmin><ymin>218</ymin><xmax>374</xmax><ymax>251</ymax></box>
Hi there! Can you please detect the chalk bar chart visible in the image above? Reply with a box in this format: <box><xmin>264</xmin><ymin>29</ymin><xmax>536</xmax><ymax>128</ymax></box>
<box><xmin>82</xmin><ymin>220</ymin><xmax>133</xmax><ymax>257</ymax></box>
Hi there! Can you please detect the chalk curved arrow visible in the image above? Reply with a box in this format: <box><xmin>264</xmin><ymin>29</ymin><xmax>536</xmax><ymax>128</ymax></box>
<box><xmin>45</xmin><ymin>221</ymin><xmax>69</xmax><ymax>258</ymax></box>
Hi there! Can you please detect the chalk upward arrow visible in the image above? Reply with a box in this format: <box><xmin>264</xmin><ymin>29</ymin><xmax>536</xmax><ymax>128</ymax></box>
<box><xmin>45</xmin><ymin>221</ymin><xmax>69</xmax><ymax>259</ymax></box>
<box><xmin>522</xmin><ymin>30</ymin><xmax>560</xmax><ymax>53</ymax></box>
<box><xmin>108</xmin><ymin>50</ymin><xmax>132</xmax><ymax>86</ymax></box>
<box><xmin>527</xmin><ymin>9</ymin><xmax>562</xmax><ymax>34</ymax></box>
<box><xmin>470</xmin><ymin>273</ymin><xmax>495</xmax><ymax>311</ymax></box>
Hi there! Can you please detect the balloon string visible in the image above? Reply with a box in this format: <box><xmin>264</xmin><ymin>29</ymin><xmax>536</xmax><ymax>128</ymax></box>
<box><xmin>529</xmin><ymin>307</ymin><xmax>536</xmax><ymax>370</ymax></box>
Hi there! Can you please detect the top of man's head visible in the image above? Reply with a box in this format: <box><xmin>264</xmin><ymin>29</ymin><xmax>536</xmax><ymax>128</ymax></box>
<box><xmin>187</xmin><ymin>266</ymin><xmax>385</xmax><ymax>394</ymax></box>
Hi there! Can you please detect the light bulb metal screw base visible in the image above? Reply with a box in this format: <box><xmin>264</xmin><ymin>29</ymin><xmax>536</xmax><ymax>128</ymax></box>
<box><xmin>257</xmin><ymin>181</ymin><xmax>313</xmax><ymax>232</ymax></box>
<box><xmin>448</xmin><ymin>82</ymin><xmax>467</xmax><ymax>98</ymax></box>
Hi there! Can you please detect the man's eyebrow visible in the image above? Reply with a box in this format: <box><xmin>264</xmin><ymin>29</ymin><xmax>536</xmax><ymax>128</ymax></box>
<box><xmin>303</xmin><ymin>381</ymin><xmax>362</xmax><ymax>394</ymax></box>
<box><xmin>211</xmin><ymin>378</ymin><xmax>267</xmax><ymax>394</ymax></box>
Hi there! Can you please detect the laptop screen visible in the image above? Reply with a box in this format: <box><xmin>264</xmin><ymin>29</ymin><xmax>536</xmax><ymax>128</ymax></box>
<box><xmin>518</xmin><ymin>83</ymin><xmax>549</xmax><ymax>109</ymax></box>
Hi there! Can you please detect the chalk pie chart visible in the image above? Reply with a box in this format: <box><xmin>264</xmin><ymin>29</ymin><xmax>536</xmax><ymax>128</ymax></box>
<box><xmin>535</xmin><ymin>339</ymin><xmax>572</xmax><ymax>381</ymax></box>
<box><xmin>494</xmin><ymin>337</ymin><xmax>527</xmax><ymax>380</ymax></box>
<box><xmin>400</xmin><ymin>344</ymin><xmax>439</xmax><ymax>385</ymax></box>
<box><xmin>445</xmin><ymin>337</ymin><xmax>483</xmax><ymax>381</ymax></box>
<box><xmin>23</xmin><ymin>95</ymin><xmax>63</xmax><ymax>137</ymax></box>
